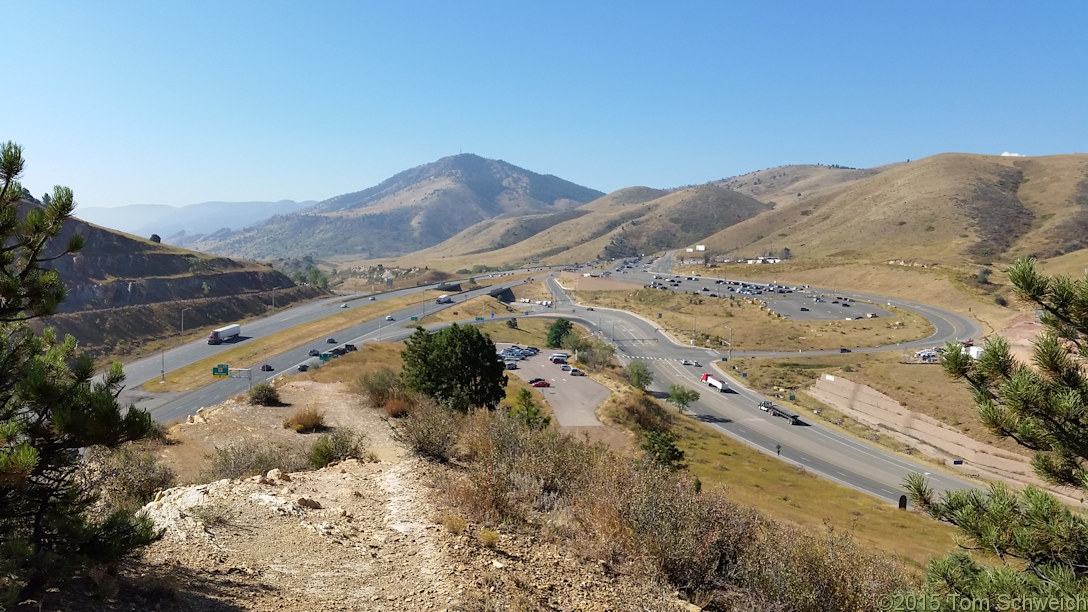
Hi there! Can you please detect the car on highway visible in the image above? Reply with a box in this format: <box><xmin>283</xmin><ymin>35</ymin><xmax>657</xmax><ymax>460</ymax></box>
<box><xmin>308</xmin><ymin>349</ymin><xmax>320</xmax><ymax>357</ymax></box>
<box><xmin>839</xmin><ymin>348</ymin><xmax>851</xmax><ymax>353</ymax></box>
<box><xmin>298</xmin><ymin>364</ymin><xmax>309</xmax><ymax>372</ymax></box>
<box><xmin>344</xmin><ymin>344</ymin><xmax>357</xmax><ymax>351</ymax></box>
<box><xmin>532</xmin><ymin>380</ymin><xmax>551</xmax><ymax>387</ymax></box>
<box><xmin>679</xmin><ymin>359</ymin><xmax>694</xmax><ymax>365</ymax></box>
<box><xmin>326</xmin><ymin>337</ymin><xmax>336</xmax><ymax>343</ymax></box>
<box><xmin>369</xmin><ymin>296</ymin><xmax>376</xmax><ymax>301</ymax></box>
<box><xmin>260</xmin><ymin>364</ymin><xmax>273</xmax><ymax>372</ymax></box>
<box><xmin>799</xmin><ymin>307</ymin><xmax>809</xmax><ymax>311</ymax></box>
<box><xmin>341</xmin><ymin>303</ymin><xmax>348</xmax><ymax>308</ymax></box>
<box><xmin>385</xmin><ymin>315</ymin><xmax>394</xmax><ymax>321</ymax></box>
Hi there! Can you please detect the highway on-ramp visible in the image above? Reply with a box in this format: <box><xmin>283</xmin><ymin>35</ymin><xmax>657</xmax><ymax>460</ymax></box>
<box><xmin>542</xmin><ymin>275</ymin><xmax>980</xmax><ymax>504</ymax></box>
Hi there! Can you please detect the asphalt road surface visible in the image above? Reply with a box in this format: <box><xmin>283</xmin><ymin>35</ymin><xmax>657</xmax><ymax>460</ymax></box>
<box><xmin>542</xmin><ymin>274</ymin><xmax>980</xmax><ymax>503</ymax></box>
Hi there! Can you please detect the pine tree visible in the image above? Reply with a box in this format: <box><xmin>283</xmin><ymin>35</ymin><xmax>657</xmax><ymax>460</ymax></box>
<box><xmin>906</xmin><ymin>257</ymin><xmax>1088</xmax><ymax>602</ymax></box>
<box><xmin>0</xmin><ymin>142</ymin><xmax>160</xmax><ymax>603</ymax></box>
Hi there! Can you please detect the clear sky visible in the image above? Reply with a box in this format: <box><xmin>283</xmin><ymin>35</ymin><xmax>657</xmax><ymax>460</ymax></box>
<box><xmin>7</xmin><ymin>1</ymin><xmax>1087</xmax><ymax>209</ymax></box>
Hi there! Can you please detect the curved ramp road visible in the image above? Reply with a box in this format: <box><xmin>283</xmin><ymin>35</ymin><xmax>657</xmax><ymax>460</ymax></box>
<box><xmin>542</xmin><ymin>275</ymin><xmax>981</xmax><ymax>503</ymax></box>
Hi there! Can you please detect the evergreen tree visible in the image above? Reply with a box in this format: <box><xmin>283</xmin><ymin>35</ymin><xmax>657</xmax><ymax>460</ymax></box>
<box><xmin>400</xmin><ymin>324</ymin><xmax>507</xmax><ymax>412</ymax></box>
<box><xmin>546</xmin><ymin>318</ymin><xmax>573</xmax><ymax>348</ymax></box>
<box><xmin>906</xmin><ymin>257</ymin><xmax>1088</xmax><ymax>601</ymax></box>
<box><xmin>626</xmin><ymin>360</ymin><xmax>654</xmax><ymax>391</ymax></box>
<box><xmin>0</xmin><ymin>141</ymin><xmax>160</xmax><ymax>603</ymax></box>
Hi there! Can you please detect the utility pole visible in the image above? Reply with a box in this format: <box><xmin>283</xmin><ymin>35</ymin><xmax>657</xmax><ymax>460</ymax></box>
<box><xmin>272</xmin><ymin>286</ymin><xmax>281</xmax><ymax>310</ymax></box>
<box><xmin>181</xmin><ymin>307</ymin><xmax>193</xmax><ymax>336</ymax></box>
<box><xmin>160</xmin><ymin>348</ymin><xmax>165</xmax><ymax>383</ymax></box>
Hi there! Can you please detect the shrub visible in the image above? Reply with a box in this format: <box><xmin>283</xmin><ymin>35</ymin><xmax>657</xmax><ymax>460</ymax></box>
<box><xmin>505</xmin><ymin>318</ymin><xmax>518</xmax><ymax>329</ymax></box>
<box><xmin>437</xmin><ymin>511</ymin><xmax>467</xmax><ymax>534</ymax></box>
<box><xmin>358</xmin><ymin>368</ymin><xmax>401</xmax><ymax>407</ymax></box>
<box><xmin>247</xmin><ymin>382</ymin><xmax>281</xmax><ymax>406</ymax></box>
<box><xmin>199</xmin><ymin>440</ymin><xmax>307</xmax><ymax>481</ymax></box>
<box><xmin>478</xmin><ymin>528</ymin><xmax>500</xmax><ymax>548</ymax></box>
<box><xmin>283</xmin><ymin>406</ymin><xmax>325</xmax><ymax>433</ymax></box>
<box><xmin>384</xmin><ymin>396</ymin><xmax>412</xmax><ymax>418</ymax></box>
<box><xmin>615</xmin><ymin>392</ymin><xmax>673</xmax><ymax>432</ymax></box>
<box><xmin>393</xmin><ymin>398</ymin><xmax>457</xmax><ymax>461</ymax></box>
<box><xmin>79</xmin><ymin>444</ymin><xmax>176</xmax><ymax>515</ymax></box>
<box><xmin>994</xmin><ymin>295</ymin><xmax>1008</xmax><ymax>307</ymax></box>
<box><xmin>310</xmin><ymin>427</ymin><xmax>368</xmax><ymax>468</ymax></box>
<box><xmin>640</xmin><ymin>430</ymin><xmax>686</xmax><ymax>470</ymax></box>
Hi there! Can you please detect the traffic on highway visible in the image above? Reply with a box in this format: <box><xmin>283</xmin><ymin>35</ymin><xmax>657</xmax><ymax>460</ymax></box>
<box><xmin>115</xmin><ymin>253</ymin><xmax>982</xmax><ymax>504</ymax></box>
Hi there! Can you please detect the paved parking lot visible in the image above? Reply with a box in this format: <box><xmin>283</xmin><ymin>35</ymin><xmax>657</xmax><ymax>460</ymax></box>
<box><xmin>497</xmin><ymin>344</ymin><xmax>608</xmax><ymax>427</ymax></box>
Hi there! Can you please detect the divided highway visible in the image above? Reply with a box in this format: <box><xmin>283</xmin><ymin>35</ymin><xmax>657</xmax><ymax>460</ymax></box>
<box><xmin>116</xmin><ymin>256</ymin><xmax>983</xmax><ymax>504</ymax></box>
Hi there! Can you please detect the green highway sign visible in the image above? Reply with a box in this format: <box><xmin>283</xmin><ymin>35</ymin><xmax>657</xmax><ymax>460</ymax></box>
<box><xmin>212</xmin><ymin>364</ymin><xmax>229</xmax><ymax>378</ymax></box>
<box><xmin>475</xmin><ymin>317</ymin><xmax>485</xmax><ymax>321</ymax></box>
<box><xmin>410</xmin><ymin>316</ymin><xmax>418</xmax><ymax>321</ymax></box>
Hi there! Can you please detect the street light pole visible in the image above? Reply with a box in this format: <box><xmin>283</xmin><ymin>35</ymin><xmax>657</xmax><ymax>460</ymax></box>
<box><xmin>272</xmin><ymin>286</ymin><xmax>281</xmax><ymax>310</ymax></box>
<box><xmin>181</xmin><ymin>307</ymin><xmax>193</xmax><ymax>337</ymax></box>
<box><xmin>160</xmin><ymin>348</ymin><xmax>165</xmax><ymax>383</ymax></box>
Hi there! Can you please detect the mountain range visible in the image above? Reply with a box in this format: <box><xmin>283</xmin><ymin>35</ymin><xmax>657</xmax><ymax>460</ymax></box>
<box><xmin>72</xmin><ymin>152</ymin><xmax>1088</xmax><ymax>274</ymax></box>
<box><xmin>76</xmin><ymin>200</ymin><xmax>316</xmax><ymax>241</ymax></box>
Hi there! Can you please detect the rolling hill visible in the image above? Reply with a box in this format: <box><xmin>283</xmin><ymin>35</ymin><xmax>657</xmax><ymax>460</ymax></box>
<box><xmin>365</xmin><ymin>153</ymin><xmax>1088</xmax><ymax>274</ymax></box>
<box><xmin>173</xmin><ymin>154</ymin><xmax>604</xmax><ymax>261</ymax></box>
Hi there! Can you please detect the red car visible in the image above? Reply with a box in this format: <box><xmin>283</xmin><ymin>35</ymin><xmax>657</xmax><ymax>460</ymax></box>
<box><xmin>551</xmin><ymin>358</ymin><xmax>567</xmax><ymax>364</ymax></box>
<box><xmin>532</xmin><ymin>380</ymin><xmax>551</xmax><ymax>388</ymax></box>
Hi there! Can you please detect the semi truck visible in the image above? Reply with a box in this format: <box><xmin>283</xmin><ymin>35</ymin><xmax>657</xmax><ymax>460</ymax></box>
<box><xmin>701</xmin><ymin>373</ymin><xmax>729</xmax><ymax>392</ymax></box>
<box><xmin>435</xmin><ymin>294</ymin><xmax>453</xmax><ymax>304</ymax></box>
<box><xmin>207</xmin><ymin>324</ymin><xmax>241</xmax><ymax>345</ymax></box>
<box><xmin>757</xmin><ymin>400</ymin><xmax>801</xmax><ymax>424</ymax></box>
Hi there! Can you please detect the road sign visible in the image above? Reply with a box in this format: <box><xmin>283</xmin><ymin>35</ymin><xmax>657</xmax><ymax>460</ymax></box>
<box><xmin>475</xmin><ymin>317</ymin><xmax>485</xmax><ymax>321</ymax></box>
<box><xmin>491</xmin><ymin>312</ymin><xmax>495</xmax><ymax>318</ymax></box>
<box><xmin>212</xmin><ymin>364</ymin><xmax>229</xmax><ymax>378</ymax></box>
<box><xmin>658</xmin><ymin>313</ymin><xmax>662</xmax><ymax>318</ymax></box>
<box><xmin>410</xmin><ymin>316</ymin><xmax>418</xmax><ymax>321</ymax></box>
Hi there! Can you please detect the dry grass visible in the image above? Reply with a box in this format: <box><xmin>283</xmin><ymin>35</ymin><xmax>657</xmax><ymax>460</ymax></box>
<box><xmin>671</xmin><ymin>415</ymin><xmax>959</xmax><ymax>571</ymax></box>
<box><xmin>283</xmin><ymin>406</ymin><xmax>325</xmax><ymax>433</ymax></box>
<box><xmin>573</xmin><ymin>287</ymin><xmax>934</xmax><ymax>351</ymax></box>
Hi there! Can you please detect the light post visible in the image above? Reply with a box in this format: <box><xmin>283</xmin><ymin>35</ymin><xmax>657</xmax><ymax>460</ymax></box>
<box><xmin>160</xmin><ymin>348</ymin><xmax>166</xmax><ymax>383</ymax></box>
<box><xmin>722</xmin><ymin>325</ymin><xmax>733</xmax><ymax>360</ymax></box>
<box><xmin>181</xmin><ymin>307</ymin><xmax>193</xmax><ymax>337</ymax></box>
<box><xmin>271</xmin><ymin>286</ymin><xmax>281</xmax><ymax>310</ymax></box>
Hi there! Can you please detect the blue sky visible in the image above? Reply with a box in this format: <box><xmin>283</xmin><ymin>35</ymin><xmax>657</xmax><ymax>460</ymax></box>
<box><xmin>7</xmin><ymin>1</ymin><xmax>1087</xmax><ymax>209</ymax></box>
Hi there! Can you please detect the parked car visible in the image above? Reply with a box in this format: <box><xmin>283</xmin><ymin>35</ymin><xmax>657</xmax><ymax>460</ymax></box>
<box><xmin>260</xmin><ymin>364</ymin><xmax>273</xmax><ymax>372</ymax></box>
<box><xmin>308</xmin><ymin>349</ymin><xmax>320</xmax><ymax>357</ymax></box>
<box><xmin>570</xmin><ymin>368</ymin><xmax>585</xmax><ymax>376</ymax></box>
<box><xmin>551</xmin><ymin>357</ymin><xmax>567</xmax><ymax>364</ymax></box>
<box><xmin>528</xmin><ymin>377</ymin><xmax>544</xmax><ymax>384</ymax></box>
<box><xmin>532</xmin><ymin>380</ymin><xmax>551</xmax><ymax>387</ymax></box>
<box><xmin>560</xmin><ymin>364</ymin><xmax>572</xmax><ymax>371</ymax></box>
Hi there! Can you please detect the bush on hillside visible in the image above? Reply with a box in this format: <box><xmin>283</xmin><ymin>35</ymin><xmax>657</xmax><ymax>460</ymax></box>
<box><xmin>309</xmin><ymin>427</ymin><xmax>369</xmax><ymax>468</ymax></box>
<box><xmin>79</xmin><ymin>444</ymin><xmax>176</xmax><ymax>515</ymax></box>
<box><xmin>392</xmin><ymin>398</ymin><xmax>457</xmax><ymax>462</ymax></box>
<box><xmin>283</xmin><ymin>406</ymin><xmax>325</xmax><ymax>433</ymax></box>
<box><xmin>357</xmin><ymin>368</ymin><xmax>401</xmax><ymax>407</ymax></box>
<box><xmin>199</xmin><ymin>440</ymin><xmax>307</xmax><ymax>482</ymax></box>
<box><xmin>247</xmin><ymin>382</ymin><xmax>281</xmax><ymax>406</ymax></box>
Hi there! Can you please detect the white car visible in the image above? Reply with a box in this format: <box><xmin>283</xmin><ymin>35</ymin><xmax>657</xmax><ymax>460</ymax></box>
<box><xmin>385</xmin><ymin>315</ymin><xmax>394</xmax><ymax>321</ymax></box>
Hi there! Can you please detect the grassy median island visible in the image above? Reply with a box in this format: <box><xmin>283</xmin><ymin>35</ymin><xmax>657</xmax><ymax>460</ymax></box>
<box><xmin>140</xmin><ymin>293</ymin><xmax>432</xmax><ymax>391</ymax></box>
<box><xmin>571</xmin><ymin>287</ymin><xmax>934</xmax><ymax>351</ymax></box>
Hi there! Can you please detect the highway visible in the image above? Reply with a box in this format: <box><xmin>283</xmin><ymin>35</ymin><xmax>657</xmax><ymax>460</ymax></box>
<box><xmin>541</xmin><ymin>259</ymin><xmax>981</xmax><ymax>503</ymax></box>
<box><xmin>115</xmin><ymin>276</ymin><xmax>538</xmax><ymax>424</ymax></box>
<box><xmin>116</xmin><ymin>255</ymin><xmax>982</xmax><ymax>503</ymax></box>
